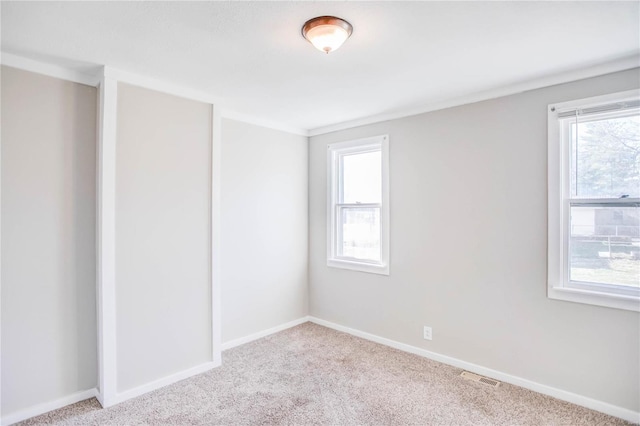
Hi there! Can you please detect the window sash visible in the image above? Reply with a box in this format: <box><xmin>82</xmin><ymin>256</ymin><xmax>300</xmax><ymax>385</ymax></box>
<box><xmin>558</xmin><ymin>103</ymin><xmax>640</xmax><ymax>298</ymax></box>
<box><xmin>563</xmin><ymin>206</ymin><xmax>640</xmax><ymax>294</ymax></box>
<box><xmin>548</xmin><ymin>90</ymin><xmax>640</xmax><ymax>311</ymax></box>
<box><xmin>556</xmin><ymin>101</ymin><xmax>640</xmax><ymax>118</ymax></box>
<box><xmin>337</xmin><ymin>146</ymin><xmax>382</xmax><ymax>204</ymax></box>
<box><xmin>560</xmin><ymin>111</ymin><xmax>640</xmax><ymax>200</ymax></box>
<box><xmin>327</xmin><ymin>135</ymin><xmax>389</xmax><ymax>275</ymax></box>
<box><xmin>562</xmin><ymin>202</ymin><xmax>640</xmax><ymax>296</ymax></box>
<box><xmin>334</xmin><ymin>204</ymin><xmax>382</xmax><ymax>264</ymax></box>
<box><xmin>569</xmin><ymin>199</ymin><xmax>640</xmax><ymax>207</ymax></box>
<box><xmin>565</xmin><ymin>280</ymin><xmax>639</xmax><ymax>298</ymax></box>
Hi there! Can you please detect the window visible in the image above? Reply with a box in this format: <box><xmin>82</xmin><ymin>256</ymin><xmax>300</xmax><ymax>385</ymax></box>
<box><xmin>327</xmin><ymin>135</ymin><xmax>389</xmax><ymax>274</ymax></box>
<box><xmin>548</xmin><ymin>90</ymin><xmax>640</xmax><ymax>311</ymax></box>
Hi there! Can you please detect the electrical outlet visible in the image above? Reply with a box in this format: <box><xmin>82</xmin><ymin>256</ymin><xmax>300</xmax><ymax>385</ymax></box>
<box><xmin>423</xmin><ymin>326</ymin><xmax>432</xmax><ymax>340</ymax></box>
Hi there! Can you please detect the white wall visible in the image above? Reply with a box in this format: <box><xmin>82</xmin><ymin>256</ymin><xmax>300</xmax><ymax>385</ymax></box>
<box><xmin>1</xmin><ymin>66</ymin><xmax>97</xmax><ymax>416</ymax></box>
<box><xmin>308</xmin><ymin>68</ymin><xmax>640</xmax><ymax>412</ymax></box>
<box><xmin>115</xmin><ymin>83</ymin><xmax>212</xmax><ymax>392</ymax></box>
<box><xmin>221</xmin><ymin>118</ymin><xmax>308</xmax><ymax>343</ymax></box>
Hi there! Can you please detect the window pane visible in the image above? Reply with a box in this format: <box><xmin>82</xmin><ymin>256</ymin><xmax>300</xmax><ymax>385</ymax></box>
<box><xmin>570</xmin><ymin>205</ymin><xmax>639</xmax><ymax>287</ymax></box>
<box><xmin>342</xmin><ymin>150</ymin><xmax>381</xmax><ymax>203</ymax></box>
<box><xmin>338</xmin><ymin>207</ymin><xmax>381</xmax><ymax>261</ymax></box>
<box><xmin>570</xmin><ymin>113</ymin><xmax>640</xmax><ymax>199</ymax></box>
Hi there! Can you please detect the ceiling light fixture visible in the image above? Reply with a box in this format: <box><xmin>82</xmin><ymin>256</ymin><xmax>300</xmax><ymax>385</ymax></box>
<box><xmin>302</xmin><ymin>16</ymin><xmax>353</xmax><ymax>54</ymax></box>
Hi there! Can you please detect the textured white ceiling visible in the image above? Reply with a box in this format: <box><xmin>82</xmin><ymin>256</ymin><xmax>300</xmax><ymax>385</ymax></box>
<box><xmin>2</xmin><ymin>1</ymin><xmax>639</xmax><ymax>133</ymax></box>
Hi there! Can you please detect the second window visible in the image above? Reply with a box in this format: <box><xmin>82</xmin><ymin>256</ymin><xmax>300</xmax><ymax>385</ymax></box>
<box><xmin>327</xmin><ymin>135</ymin><xmax>389</xmax><ymax>275</ymax></box>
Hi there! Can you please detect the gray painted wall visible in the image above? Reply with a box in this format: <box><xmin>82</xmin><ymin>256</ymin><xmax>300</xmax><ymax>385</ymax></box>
<box><xmin>309</xmin><ymin>68</ymin><xmax>640</xmax><ymax>412</ymax></box>
<box><xmin>1</xmin><ymin>66</ymin><xmax>97</xmax><ymax>415</ymax></box>
<box><xmin>2</xmin><ymin>62</ymin><xmax>636</xmax><ymax>418</ymax></box>
<box><xmin>115</xmin><ymin>83</ymin><xmax>212</xmax><ymax>392</ymax></box>
<box><xmin>221</xmin><ymin>118</ymin><xmax>308</xmax><ymax>343</ymax></box>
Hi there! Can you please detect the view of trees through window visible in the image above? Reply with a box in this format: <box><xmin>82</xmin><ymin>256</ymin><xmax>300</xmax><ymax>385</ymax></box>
<box><xmin>572</xmin><ymin>115</ymin><xmax>639</xmax><ymax>198</ymax></box>
<box><xmin>569</xmin><ymin>113</ymin><xmax>639</xmax><ymax>288</ymax></box>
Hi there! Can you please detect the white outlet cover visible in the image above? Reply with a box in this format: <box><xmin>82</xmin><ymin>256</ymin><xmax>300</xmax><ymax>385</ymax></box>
<box><xmin>423</xmin><ymin>326</ymin><xmax>432</xmax><ymax>340</ymax></box>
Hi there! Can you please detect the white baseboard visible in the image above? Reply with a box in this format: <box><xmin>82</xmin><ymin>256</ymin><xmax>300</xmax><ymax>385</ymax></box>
<box><xmin>1</xmin><ymin>388</ymin><xmax>98</xmax><ymax>426</ymax></box>
<box><xmin>7</xmin><ymin>318</ymin><xmax>635</xmax><ymax>424</ymax></box>
<box><xmin>308</xmin><ymin>316</ymin><xmax>640</xmax><ymax>424</ymax></box>
<box><xmin>6</xmin><ymin>316</ymin><xmax>306</xmax><ymax>422</ymax></box>
<box><xmin>107</xmin><ymin>361</ymin><xmax>217</xmax><ymax>407</ymax></box>
<box><xmin>221</xmin><ymin>316</ymin><xmax>310</xmax><ymax>351</ymax></box>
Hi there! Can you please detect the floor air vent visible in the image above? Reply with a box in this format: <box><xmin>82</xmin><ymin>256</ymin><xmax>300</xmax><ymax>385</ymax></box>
<box><xmin>460</xmin><ymin>371</ymin><xmax>501</xmax><ymax>388</ymax></box>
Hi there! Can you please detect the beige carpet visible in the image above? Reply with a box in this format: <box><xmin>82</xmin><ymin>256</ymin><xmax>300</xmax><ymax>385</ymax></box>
<box><xmin>19</xmin><ymin>322</ymin><xmax>632</xmax><ymax>425</ymax></box>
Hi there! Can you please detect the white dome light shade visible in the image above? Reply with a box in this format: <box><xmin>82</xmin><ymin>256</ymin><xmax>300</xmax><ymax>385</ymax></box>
<box><xmin>305</xmin><ymin>24</ymin><xmax>349</xmax><ymax>53</ymax></box>
<box><xmin>302</xmin><ymin>16</ymin><xmax>353</xmax><ymax>54</ymax></box>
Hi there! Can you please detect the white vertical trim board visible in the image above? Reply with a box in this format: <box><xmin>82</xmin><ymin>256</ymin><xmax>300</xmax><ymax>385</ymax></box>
<box><xmin>221</xmin><ymin>317</ymin><xmax>311</xmax><ymax>351</ymax></box>
<box><xmin>0</xmin><ymin>51</ymin><xmax>3</xmax><ymax>426</ymax></box>
<box><xmin>307</xmin><ymin>317</ymin><xmax>639</xmax><ymax>424</ymax></box>
<box><xmin>96</xmin><ymin>68</ymin><xmax>118</xmax><ymax>408</ymax></box>
<box><xmin>211</xmin><ymin>106</ymin><xmax>223</xmax><ymax>367</ymax></box>
<box><xmin>1</xmin><ymin>388</ymin><xmax>98</xmax><ymax>426</ymax></box>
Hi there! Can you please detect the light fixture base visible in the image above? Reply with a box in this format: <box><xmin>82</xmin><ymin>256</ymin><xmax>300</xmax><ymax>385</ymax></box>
<box><xmin>302</xmin><ymin>16</ymin><xmax>353</xmax><ymax>54</ymax></box>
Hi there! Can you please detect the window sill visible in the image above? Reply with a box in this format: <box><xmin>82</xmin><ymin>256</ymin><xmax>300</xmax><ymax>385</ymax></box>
<box><xmin>327</xmin><ymin>258</ymin><xmax>389</xmax><ymax>276</ymax></box>
<box><xmin>548</xmin><ymin>286</ymin><xmax>640</xmax><ymax>312</ymax></box>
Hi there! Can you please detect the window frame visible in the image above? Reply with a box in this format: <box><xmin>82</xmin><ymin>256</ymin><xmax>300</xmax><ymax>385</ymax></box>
<box><xmin>327</xmin><ymin>135</ymin><xmax>390</xmax><ymax>275</ymax></box>
<box><xmin>548</xmin><ymin>89</ymin><xmax>640</xmax><ymax>311</ymax></box>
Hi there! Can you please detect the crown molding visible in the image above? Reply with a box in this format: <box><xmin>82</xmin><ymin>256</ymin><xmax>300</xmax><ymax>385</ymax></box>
<box><xmin>103</xmin><ymin>66</ymin><xmax>224</xmax><ymax>107</ymax></box>
<box><xmin>0</xmin><ymin>52</ymin><xmax>307</xmax><ymax>137</ymax></box>
<box><xmin>219</xmin><ymin>109</ymin><xmax>309</xmax><ymax>137</ymax></box>
<box><xmin>0</xmin><ymin>52</ymin><xmax>100</xmax><ymax>86</ymax></box>
<box><xmin>107</xmin><ymin>66</ymin><xmax>308</xmax><ymax>135</ymax></box>
<box><xmin>308</xmin><ymin>54</ymin><xmax>640</xmax><ymax>137</ymax></box>
<box><xmin>3</xmin><ymin>51</ymin><xmax>637</xmax><ymax>139</ymax></box>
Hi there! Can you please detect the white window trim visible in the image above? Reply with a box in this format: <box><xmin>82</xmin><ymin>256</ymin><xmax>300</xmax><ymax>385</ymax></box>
<box><xmin>548</xmin><ymin>89</ymin><xmax>640</xmax><ymax>312</ymax></box>
<box><xmin>327</xmin><ymin>135</ymin><xmax>390</xmax><ymax>275</ymax></box>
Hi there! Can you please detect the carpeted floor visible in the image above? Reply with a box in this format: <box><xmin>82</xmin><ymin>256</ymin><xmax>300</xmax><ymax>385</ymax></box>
<box><xmin>19</xmin><ymin>322</ymin><xmax>632</xmax><ymax>425</ymax></box>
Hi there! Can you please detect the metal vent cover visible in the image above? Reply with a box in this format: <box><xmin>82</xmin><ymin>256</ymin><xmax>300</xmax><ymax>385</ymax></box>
<box><xmin>460</xmin><ymin>371</ymin><xmax>501</xmax><ymax>388</ymax></box>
